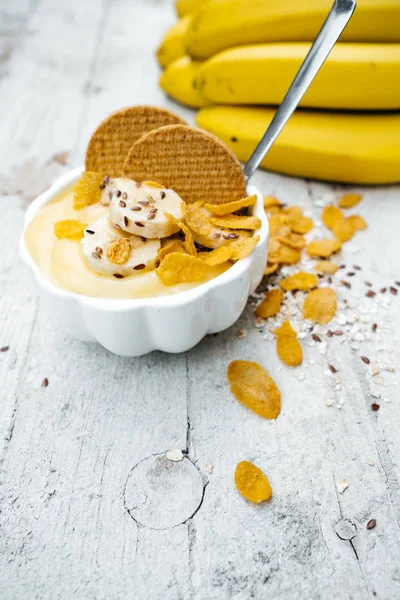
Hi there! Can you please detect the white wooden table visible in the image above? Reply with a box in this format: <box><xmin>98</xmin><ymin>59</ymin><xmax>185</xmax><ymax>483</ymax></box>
<box><xmin>1</xmin><ymin>1</ymin><xmax>400</xmax><ymax>598</ymax></box>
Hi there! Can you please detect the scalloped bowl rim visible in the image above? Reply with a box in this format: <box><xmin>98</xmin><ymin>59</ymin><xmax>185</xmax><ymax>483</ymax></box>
<box><xmin>19</xmin><ymin>167</ymin><xmax>269</xmax><ymax>311</ymax></box>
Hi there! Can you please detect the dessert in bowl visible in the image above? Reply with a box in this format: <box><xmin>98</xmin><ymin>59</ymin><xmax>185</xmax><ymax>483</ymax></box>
<box><xmin>20</xmin><ymin>106</ymin><xmax>268</xmax><ymax>356</ymax></box>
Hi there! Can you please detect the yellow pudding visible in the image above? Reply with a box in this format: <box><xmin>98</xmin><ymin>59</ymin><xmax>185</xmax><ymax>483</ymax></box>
<box><xmin>24</xmin><ymin>188</ymin><xmax>229</xmax><ymax>299</ymax></box>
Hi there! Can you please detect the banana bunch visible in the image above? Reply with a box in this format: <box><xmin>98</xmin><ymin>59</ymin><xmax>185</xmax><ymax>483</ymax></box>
<box><xmin>156</xmin><ymin>0</ymin><xmax>400</xmax><ymax>184</ymax></box>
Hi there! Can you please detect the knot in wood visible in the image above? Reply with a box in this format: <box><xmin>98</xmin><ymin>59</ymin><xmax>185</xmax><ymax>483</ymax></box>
<box><xmin>124</xmin><ymin>453</ymin><xmax>205</xmax><ymax>530</ymax></box>
<box><xmin>333</xmin><ymin>519</ymin><xmax>357</xmax><ymax>541</ymax></box>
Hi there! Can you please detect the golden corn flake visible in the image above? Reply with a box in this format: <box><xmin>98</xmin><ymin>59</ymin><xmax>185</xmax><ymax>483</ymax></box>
<box><xmin>192</xmin><ymin>199</ymin><xmax>206</xmax><ymax>208</ymax></box>
<box><xmin>156</xmin><ymin>252</ymin><xmax>208</xmax><ymax>285</ymax></box>
<box><xmin>274</xmin><ymin>320</ymin><xmax>303</xmax><ymax>367</ymax></box>
<box><xmin>283</xmin><ymin>205</ymin><xmax>302</xmax><ymax>216</ymax></box>
<box><xmin>209</xmin><ymin>215</ymin><xmax>261</xmax><ymax>230</ymax></box>
<box><xmin>268</xmin><ymin>240</ymin><xmax>301</xmax><ymax>264</ymax></box>
<box><xmin>273</xmin><ymin>225</ymin><xmax>292</xmax><ymax>240</ymax></box>
<box><xmin>307</xmin><ymin>239</ymin><xmax>341</xmax><ymax>258</ymax></box>
<box><xmin>54</xmin><ymin>219</ymin><xmax>87</xmax><ymax>240</ymax></box>
<box><xmin>264</xmin><ymin>195</ymin><xmax>281</xmax><ymax>210</ymax></box>
<box><xmin>157</xmin><ymin>240</ymin><xmax>185</xmax><ymax>261</ymax></box>
<box><xmin>141</xmin><ymin>180</ymin><xmax>165</xmax><ymax>188</ymax></box>
<box><xmin>165</xmin><ymin>212</ymin><xmax>197</xmax><ymax>256</ymax></box>
<box><xmin>227</xmin><ymin>360</ymin><xmax>281</xmax><ymax>419</ymax></box>
<box><xmin>322</xmin><ymin>205</ymin><xmax>344</xmax><ymax>230</ymax></box>
<box><xmin>286</xmin><ymin>212</ymin><xmax>313</xmax><ymax>234</ymax></box>
<box><xmin>229</xmin><ymin>235</ymin><xmax>259</xmax><ymax>260</ymax></box>
<box><xmin>106</xmin><ymin>238</ymin><xmax>131</xmax><ymax>264</ymax></box>
<box><xmin>204</xmin><ymin>194</ymin><xmax>256</xmax><ymax>216</ymax></box>
<box><xmin>346</xmin><ymin>215</ymin><xmax>368</xmax><ymax>231</ymax></box>
<box><xmin>264</xmin><ymin>263</ymin><xmax>278</xmax><ymax>276</ymax></box>
<box><xmin>303</xmin><ymin>287</ymin><xmax>337</xmax><ymax>324</ymax></box>
<box><xmin>265</xmin><ymin>205</ymin><xmax>283</xmax><ymax>215</ymax></box>
<box><xmin>198</xmin><ymin>245</ymin><xmax>233</xmax><ymax>266</ymax></box>
<box><xmin>255</xmin><ymin>288</ymin><xmax>284</xmax><ymax>319</ymax></box>
<box><xmin>338</xmin><ymin>193</ymin><xmax>362</xmax><ymax>209</ymax></box>
<box><xmin>332</xmin><ymin>219</ymin><xmax>355</xmax><ymax>243</ymax></box>
<box><xmin>184</xmin><ymin>204</ymin><xmax>212</xmax><ymax>236</ymax></box>
<box><xmin>73</xmin><ymin>171</ymin><xmax>104</xmax><ymax>210</ymax></box>
<box><xmin>279</xmin><ymin>272</ymin><xmax>318</xmax><ymax>291</ymax></box>
<box><xmin>314</xmin><ymin>260</ymin><xmax>338</xmax><ymax>275</ymax></box>
<box><xmin>181</xmin><ymin>222</ymin><xmax>197</xmax><ymax>256</ymax></box>
<box><xmin>234</xmin><ymin>461</ymin><xmax>272</xmax><ymax>504</ymax></box>
<box><xmin>269</xmin><ymin>214</ymin><xmax>288</xmax><ymax>236</ymax></box>
<box><xmin>278</xmin><ymin>232</ymin><xmax>305</xmax><ymax>250</ymax></box>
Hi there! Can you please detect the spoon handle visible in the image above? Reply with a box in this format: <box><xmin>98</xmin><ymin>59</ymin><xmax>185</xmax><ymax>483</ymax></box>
<box><xmin>243</xmin><ymin>0</ymin><xmax>357</xmax><ymax>182</ymax></box>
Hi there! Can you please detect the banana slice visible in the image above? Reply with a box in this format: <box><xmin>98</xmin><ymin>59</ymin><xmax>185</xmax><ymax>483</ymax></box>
<box><xmin>81</xmin><ymin>215</ymin><xmax>160</xmax><ymax>277</ymax></box>
<box><xmin>107</xmin><ymin>178</ymin><xmax>184</xmax><ymax>238</ymax></box>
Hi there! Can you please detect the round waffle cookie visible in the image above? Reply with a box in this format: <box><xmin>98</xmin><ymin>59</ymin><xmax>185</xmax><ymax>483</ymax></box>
<box><xmin>122</xmin><ymin>125</ymin><xmax>246</xmax><ymax>204</ymax></box>
<box><xmin>85</xmin><ymin>106</ymin><xmax>187</xmax><ymax>177</ymax></box>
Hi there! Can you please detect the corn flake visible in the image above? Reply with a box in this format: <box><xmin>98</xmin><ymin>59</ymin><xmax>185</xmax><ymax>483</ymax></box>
<box><xmin>165</xmin><ymin>212</ymin><xmax>197</xmax><ymax>255</ymax></box>
<box><xmin>278</xmin><ymin>232</ymin><xmax>305</xmax><ymax>250</ymax></box>
<box><xmin>234</xmin><ymin>461</ymin><xmax>272</xmax><ymax>504</ymax></box>
<box><xmin>286</xmin><ymin>212</ymin><xmax>313</xmax><ymax>234</ymax></box>
<box><xmin>184</xmin><ymin>204</ymin><xmax>212</xmax><ymax>236</ymax></box>
<box><xmin>269</xmin><ymin>214</ymin><xmax>288</xmax><ymax>236</ymax></box>
<box><xmin>280</xmin><ymin>272</ymin><xmax>318</xmax><ymax>291</ymax></box>
<box><xmin>255</xmin><ymin>288</ymin><xmax>284</xmax><ymax>319</ymax></box>
<box><xmin>264</xmin><ymin>195</ymin><xmax>281</xmax><ymax>210</ymax></box>
<box><xmin>157</xmin><ymin>240</ymin><xmax>185</xmax><ymax>261</ymax></box>
<box><xmin>264</xmin><ymin>263</ymin><xmax>278</xmax><ymax>276</ymax></box>
<box><xmin>73</xmin><ymin>172</ymin><xmax>103</xmax><ymax>210</ymax></box>
<box><xmin>268</xmin><ymin>240</ymin><xmax>301</xmax><ymax>264</ymax></box>
<box><xmin>156</xmin><ymin>252</ymin><xmax>208</xmax><ymax>285</ymax></box>
<box><xmin>338</xmin><ymin>193</ymin><xmax>362</xmax><ymax>209</ymax></box>
<box><xmin>54</xmin><ymin>219</ymin><xmax>87</xmax><ymax>240</ymax></box>
<box><xmin>265</xmin><ymin>205</ymin><xmax>283</xmax><ymax>215</ymax></box>
<box><xmin>322</xmin><ymin>205</ymin><xmax>344</xmax><ymax>230</ymax></box>
<box><xmin>204</xmin><ymin>194</ymin><xmax>256</xmax><ymax>216</ymax></box>
<box><xmin>142</xmin><ymin>180</ymin><xmax>165</xmax><ymax>188</ymax></box>
<box><xmin>229</xmin><ymin>235</ymin><xmax>259</xmax><ymax>260</ymax></box>
<box><xmin>209</xmin><ymin>215</ymin><xmax>261</xmax><ymax>230</ymax></box>
<box><xmin>332</xmin><ymin>219</ymin><xmax>355</xmax><ymax>243</ymax></box>
<box><xmin>106</xmin><ymin>238</ymin><xmax>131</xmax><ymax>264</ymax></box>
<box><xmin>303</xmin><ymin>287</ymin><xmax>337</xmax><ymax>324</ymax></box>
<box><xmin>314</xmin><ymin>260</ymin><xmax>338</xmax><ymax>275</ymax></box>
<box><xmin>307</xmin><ymin>239</ymin><xmax>341</xmax><ymax>258</ymax></box>
<box><xmin>274</xmin><ymin>320</ymin><xmax>303</xmax><ymax>367</ymax></box>
<box><xmin>198</xmin><ymin>245</ymin><xmax>233</xmax><ymax>266</ymax></box>
<box><xmin>227</xmin><ymin>360</ymin><xmax>281</xmax><ymax>419</ymax></box>
<box><xmin>346</xmin><ymin>215</ymin><xmax>368</xmax><ymax>231</ymax></box>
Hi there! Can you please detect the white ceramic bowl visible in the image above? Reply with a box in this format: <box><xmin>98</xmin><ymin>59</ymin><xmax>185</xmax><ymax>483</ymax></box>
<box><xmin>20</xmin><ymin>168</ymin><xmax>269</xmax><ymax>356</ymax></box>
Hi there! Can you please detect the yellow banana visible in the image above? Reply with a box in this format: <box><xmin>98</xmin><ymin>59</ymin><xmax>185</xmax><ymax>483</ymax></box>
<box><xmin>160</xmin><ymin>56</ymin><xmax>209</xmax><ymax>108</ymax></box>
<box><xmin>186</xmin><ymin>0</ymin><xmax>400</xmax><ymax>59</ymax></box>
<box><xmin>176</xmin><ymin>0</ymin><xmax>208</xmax><ymax>17</ymax></box>
<box><xmin>196</xmin><ymin>105</ymin><xmax>400</xmax><ymax>185</ymax></box>
<box><xmin>156</xmin><ymin>16</ymin><xmax>191</xmax><ymax>68</ymax></box>
<box><xmin>195</xmin><ymin>43</ymin><xmax>400</xmax><ymax>110</ymax></box>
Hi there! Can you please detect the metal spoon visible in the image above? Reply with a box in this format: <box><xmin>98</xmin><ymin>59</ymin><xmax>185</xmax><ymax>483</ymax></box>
<box><xmin>243</xmin><ymin>0</ymin><xmax>357</xmax><ymax>182</ymax></box>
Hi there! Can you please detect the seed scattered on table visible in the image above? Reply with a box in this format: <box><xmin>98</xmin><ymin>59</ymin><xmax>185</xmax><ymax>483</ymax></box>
<box><xmin>42</xmin><ymin>378</ymin><xmax>49</xmax><ymax>387</ymax></box>
<box><xmin>1</xmin><ymin>346</ymin><xmax>9</xmax><ymax>352</ymax></box>
<box><xmin>361</xmin><ymin>356</ymin><xmax>370</xmax><ymax>364</ymax></box>
<box><xmin>371</xmin><ymin>403</ymin><xmax>380</xmax><ymax>411</ymax></box>
<box><xmin>366</xmin><ymin>519</ymin><xmax>376</xmax><ymax>530</ymax></box>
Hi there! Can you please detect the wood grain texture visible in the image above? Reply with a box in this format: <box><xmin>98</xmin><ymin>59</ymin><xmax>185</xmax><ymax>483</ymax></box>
<box><xmin>1</xmin><ymin>0</ymin><xmax>400</xmax><ymax>599</ymax></box>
